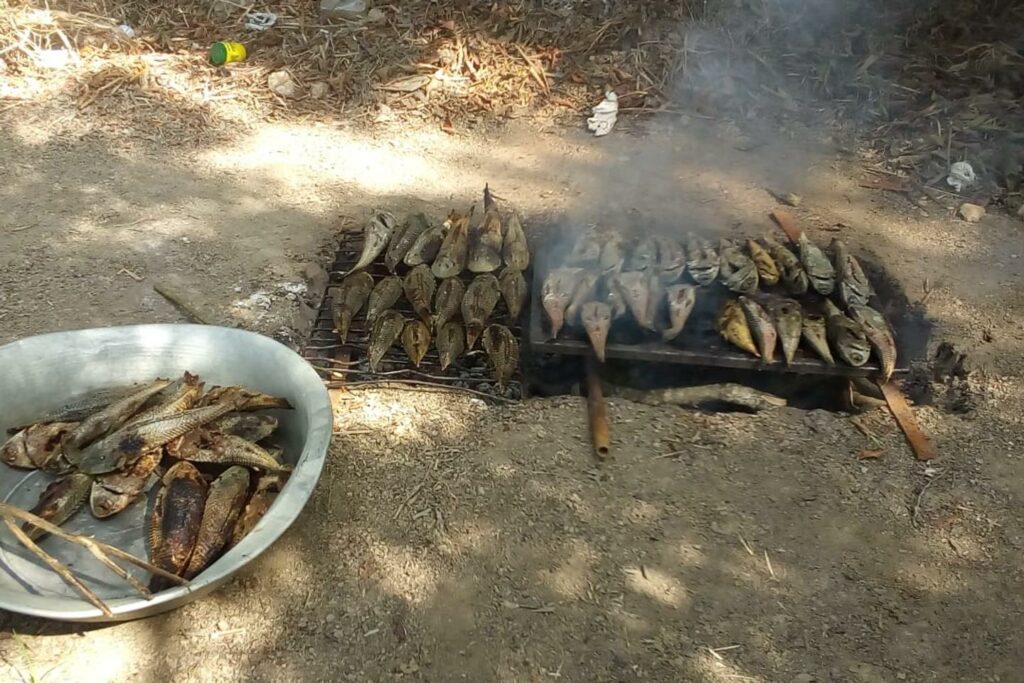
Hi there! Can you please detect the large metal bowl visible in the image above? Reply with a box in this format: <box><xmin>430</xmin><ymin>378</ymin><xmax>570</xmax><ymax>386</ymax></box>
<box><xmin>0</xmin><ymin>325</ymin><xmax>332</xmax><ymax>622</ymax></box>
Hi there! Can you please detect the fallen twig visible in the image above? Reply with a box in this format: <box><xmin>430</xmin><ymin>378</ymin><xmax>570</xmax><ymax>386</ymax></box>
<box><xmin>607</xmin><ymin>383</ymin><xmax>786</xmax><ymax>412</ymax></box>
<box><xmin>153</xmin><ymin>283</ymin><xmax>209</xmax><ymax>324</ymax></box>
<box><xmin>912</xmin><ymin>469</ymin><xmax>949</xmax><ymax>528</ymax></box>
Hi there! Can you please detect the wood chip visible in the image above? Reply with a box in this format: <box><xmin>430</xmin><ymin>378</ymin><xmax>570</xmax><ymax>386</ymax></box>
<box><xmin>770</xmin><ymin>208</ymin><xmax>802</xmax><ymax>243</ymax></box>
<box><xmin>878</xmin><ymin>381</ymin><xmax>936</xmax><ymax>461</ymax></box>
<box><xmin>857</xmin><ymin>448</ymin><xmax>886</xmax><ymax>460</ymax></box>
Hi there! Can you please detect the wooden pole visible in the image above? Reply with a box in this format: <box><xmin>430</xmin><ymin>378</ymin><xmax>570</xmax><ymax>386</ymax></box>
<box><xmin>585</xmin><ymin>356</ymin><xmax>610</xmax><ymax>459</ymax></box>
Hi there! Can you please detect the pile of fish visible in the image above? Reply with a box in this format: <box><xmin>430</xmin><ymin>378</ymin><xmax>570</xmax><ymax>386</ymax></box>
<box><xmin>1</xmin><ymin>374</ymin><xmax>292</xmax><ymax>590</ymax></box>
<box><xmin>334</xmin><ymin>186</ymin><xmax>529</xmax><ymax>387</ymax></box>
<box><xmin>542</xmin><ymin>229</ymin><xmax>897</xmax><ymax>380</ymax></box>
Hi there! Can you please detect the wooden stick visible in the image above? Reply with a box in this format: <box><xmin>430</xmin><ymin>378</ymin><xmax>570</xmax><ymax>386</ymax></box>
<box><xmin>607</xmin><ymin>383</ymin><xmax>786</xmax><ymax>412</ymax></box>
<box><xmin>585</xmin><ymin>356</ymin><xmax>610</xmax><ymax>459</ymax></box>
<box><xmin>153</xmin><ymin>283</ymin><xmax>210</xmax><ymax>324</ymax></box>
<box><xmin>877</xmin><ymin>381</ymin><xmax>936</xmax><ymax>461</ymax></box>
<box><xmin>770</xmin><ymin>208</ymin><xmax>803</xmax><ymax>244</ymax></box>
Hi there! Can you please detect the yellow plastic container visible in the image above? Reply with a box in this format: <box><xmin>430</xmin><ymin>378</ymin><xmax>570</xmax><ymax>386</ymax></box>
<box><xmin>209</xmin><ymin>42</ymin><xmax>247</xmax><ymax>66</ymax></box>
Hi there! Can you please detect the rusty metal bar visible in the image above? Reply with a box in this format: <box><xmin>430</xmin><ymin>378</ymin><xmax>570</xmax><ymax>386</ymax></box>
<box><xmin>585</xmin><ymin>356</ymin><xmax>610</xmax><ymax>459</ymax></box>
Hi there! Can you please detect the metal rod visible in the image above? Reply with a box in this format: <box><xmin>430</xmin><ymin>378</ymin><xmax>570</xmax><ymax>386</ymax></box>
<box><xmin>585</xmin><ymin>356</ymin><xmax>610</xmax><ymax>459</ymax></box>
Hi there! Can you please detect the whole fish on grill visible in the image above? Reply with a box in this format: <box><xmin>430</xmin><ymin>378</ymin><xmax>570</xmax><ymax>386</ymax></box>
<box><xmin>402</xmin><ymin>320</ymin><xmax>431</xmax><ymax>367</ymax></box>
<box><xmin>150</xmin><ymin>461</ymin><xmax>207</xmax><ymax>591</ymax></box>
<box><xmin>800</xmin><ymin>311</ymin><xmax>835</xmax><ymax>364</ymax></box>
<box><xmin>824</xmin><ymin>300</ymin><xmax>870</xmax><ymax>367</ymax></box>
<box><xmin>467</xmin><ymin>186</ymin><xmax>503</xmax><ymax>273</ymax></box>
<box><xmin>797</xmin><ymin>232</ymin><xmax>836</xmax><ymax>295</ymax></box>
<box><xmin>187</xmin><ymin>434</ymin><xmax>289</xmax><ymax>471</ymax></box>
<box><xmin>626</xmin><ymin>236</ymin><xmax>658</xmax><ymax>273</ymax></box>
<box><xmin>197</xmin><ymin>386</ymin><xmax>293</xmax><ymax>412</ymax></box>
<box><xmin>432</xmin><ymin>208</ymin><xmax>472</xmax><ymax>278</ymax></box>
<box><xmin>599</xmin><ymin>230</ymin><xmax>627</xmax><ymax>275</ymax></box>
<box><xmin>183</xmin><ymin>466</ymin><xmax>250</xmax><ymax>579</ymax></box>
<box><xmin>832</xmin><ymin>239</ymin><xmax>874</xmax><ymax>308</ymax></box>
<box><xmin>208</xmin><ymin>414</ymin><xmax>278</xmax><ymax>442</ymax></box>
<box><xmin>614</xmin><ymin>271</ymin><xmax>654</xmax><ymax>331</ymax></box>
<box><xmin>403</xmin><ymin>222</ymin><xmax>447</xmax><ymax>267</ymax></box>
<box><xmin>90</xmin><ymin>450</ymin><xmax>161</xmax><ymax>519</ymax></box>
<box><xmin>502</xmin><ymin>212</ymin><xmax>530</xmax><ymax>270</ymax></box>
<box><xmin>75</xmin><ymin>403</ymin><xmax>238</xmax><ymax>475</ymax></box>
<box><xmin>366</xmin><ymin>275</ymin><xmax>403</xmax><ymax>326</ymax></box>
<box><xmin>767</xmin><ymin>297</ymin><xmax>802</xmax><ymax>366</ymax></box>
<box><xmin>765</xmin><ymin>236</ymin><xmax>809</xmax><ymax>295</ymax></box>
<box><xmin>63</xmin><ymin>378</ymin><xmax>172</xmax><ymax>456</ymax></box>
<box><xmin>21</xmin><ymin>472</ymin><xmax>92</xmax><ymax>541</ymax></box>
<box><xmin>848</xmin><ymin>303</ymin><xmax>896</xmax><ymax>380</ymax></box>
<box><xmin>229</xmin><ymin>472</ymin><xmax>289</xmax><ymax>549</ymax></box>
<box><xmin>482</xmin><ymin>325</ymin><xmax>519</xmax><ymax>386</ymax></box>
<box><xmin>436</xmin><ymin>322</ymin><xmax>466</xmax><ymax>371</ymax></box>
<box><xmin>684</xmin><ymin>234</ymin><xmax>720</xmax><ymax>286</ymax></box>
<box><xmin>719</xmin><ymin>240</ymin><xmax>759</xmax><ymax>294</ymax></box>
<box><xmin>385</xmin><ymin>213</ymin><xmax>430</xmax><ymax>273</ymax></box>
<box><xmin>433</xmin><ymin>277</ymin><xmax>465</xmax><ymax>330</ymax></box>
<box><xmin>127</xmin><ymin>372</ymin><xmax>202</xmax><ymax>426</ymax></box>
<box><xmin>663</xmin><ymin>284</ymin><xmax>697</xmax><ymax>341</ymax></box>
<box><xmin>367</xmin><ymin>310</ymin><xmax>405</xmax><ymax>372</ymax></box>
<box><xmin>542</xmin><ymin>267</ymin><xmax>583</xmax><ymax>338</ymax></box>
<box><xmin>498</xmin><ymin>267</ymin><xmax>528</xmax><ymax>323</ymax></box>
<box><xmin>331</xmin><ymin>271</ymin><xmax>374</xmax><ymax>344</ymax></box>
<box><xmin>565</xmin><ymin>271</ymin><xmax>600</xmax><ymax>328</ymax></box>
<box><xmin>739</xmin><ymin>295</ymin><xmax>777</xmax><ymax>363</ymax></box>
<box><xmin>351</xmin><ymin>210</ymin><xmax>398</xmax><ymax>272</ymax></box>
<box><xmin>403</xmin><ymin>264</ymin><xmax>437</xmax><ymax>326</ymax></box>
<box><xmin>580</xmin><ymin>301</ymin><xmax>612</xmax><ymax>362</ymax></box>
<box><xmin>462</xmin><ymin>273</ymin><xmax>501</xmax><ymax>349</ymax></box>
<box><xmin>747</xmin><ymin>239</ymin><xmax>780</xmax><ymax>286</ymax></box>
<box><xmin>567</xmin><ymin>229</ymin><xmax>601</xmax><ymax>267</ymax></box>
<box><xmin>717</xmin><ymin>299</ymin><xmax>760</xmax><ymax>358</ymax></box>
<box><xmin>654</xmin><ymin>236</ymin><xmax>687</xmax><ymax>284</ymax></box>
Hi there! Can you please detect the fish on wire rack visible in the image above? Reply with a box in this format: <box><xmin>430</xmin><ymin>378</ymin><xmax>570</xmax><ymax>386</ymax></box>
<box><xmin>541</xmin><ymin>267</ymin><xmax>583</xmax><ymax>338</ymax></box>
<box><xmin>436</xmin><ymin>322</ymin><xmax>466</xmax><ymax>371</ymax></box>
<box><xmin>366</xmin><ymin>275</ymin><xmax>403</xmax><ymax>326</ymax></box>
<box><xmin>662</xmin><ymin>284</ymin><xmax>696</xmax><ymax>341</ymax></box>
<box><xmin>367</xmin><ymin>310</ymin><xmax>405</xmax><ymax>372</ymax></box>
<box><xmin>482</xmin><ymin>325</ymin><xmax>519</xmax><ymax>387</ymax></box>
<box><xmin>331</xmin><ymin>271</ymin><xmax>373</xmax><ymax>344</ymax></box>
<box><xmin>401</xmin><ymin>320</ymin><xmax>432</xmax><ymax>368</ymax></box>
<box><xmin>684</xmin><ymin>233</ymin><xmax>719</xmax><ymax>286</ymax></box>
<box><xmin>717</xmin><ymin>299</ymin><xmax>760</xmax><ymax>358</ymax></box>
<box><xmin>403</xmin><ymin>264</ymin><xmax>437</xmax><ymax>326</ymax></box>
<box><xmin>502</xmin><ymin>212</ymin><xmax>530</xmax><ymax>270</ymax></box>
<box><xmin>433</xmin><ymin>277</ymin><xmax>465</xmax><ymax>330</ymax></box>
<box><xmin>351</xmin><ymin>211</ymin><xmax>398</xmax><ymax>272</ymax></box>
<box><xmin>462</xmin><ymin>273</ymin><xmax>500</xmax><ymax>349</ymax></box>
<box><xmin>432</xmin><ymin>207</ymin><xmax>472</xmax><ymax>278</ymax></box>
<box><xmin>385</xmin><ymin>213</ymin><xmax>430</xmax><ymax>273</ymax></box>
<box><xmin>467</xmin><ymin>185</ymin><xmax>503</xmax><ymax>273</ymax></box>
<box><xmin>498</xmin><ymin>266</ymin><xmax>528</xmax><ymax>323</ymax></box>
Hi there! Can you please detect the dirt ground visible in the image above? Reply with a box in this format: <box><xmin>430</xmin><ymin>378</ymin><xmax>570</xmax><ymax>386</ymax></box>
<box><xmin>3</xmin><ymin>51</ymin><xmax>1024</xmax><ymax>683</ymax></box>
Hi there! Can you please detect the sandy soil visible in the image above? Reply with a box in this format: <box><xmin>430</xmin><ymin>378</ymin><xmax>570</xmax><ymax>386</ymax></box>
<box><xmin>2</xmin><ymin>94</ymin><xmax>1024</xmax><ymax>681</ymax></box>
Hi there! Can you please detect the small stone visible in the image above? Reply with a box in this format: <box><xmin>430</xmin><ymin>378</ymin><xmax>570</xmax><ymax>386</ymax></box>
<box><xmin>957</xmin><ymin>202</ymin><xmax>986</xmax><ymax>223</ymax></box>
<box><xmin>217</xmin><ymin>619</ymin><xmax>229</xmax><ymax>631</ymax></box>
<box><xmin>268</xmin><ymin>70</ymin><xmax>301</xmax><ymax>99</ymax></box>
<box><xmin>366</xmin><ymin>7</ymin><xmax>386</xmax><ymax>22</ymax></box>
<box><xmin>309</xmin><ymin>81</ymin><xmax>330</xmax><ymax>99</ymax></box>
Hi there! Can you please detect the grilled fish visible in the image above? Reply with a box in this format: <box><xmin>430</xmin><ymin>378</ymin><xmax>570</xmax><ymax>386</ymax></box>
<box><xmin>598</xmin><ymin>231</ymin><xmax>627</xmax><ymax>275</ymax></box>
<box><xmin>433</xmin><ymin>277</ymin><xmax>465</xmax><ymax>330</ymax></box>
<box><xmin>614</xmin><ymin>271</ymin><xmax>654</xmax><ymax>331</ymax></box>
<box><xmin>90</xmin><ymin>449</ymin><xmax>161</xmax><ymax>519</ymax></box>
<box><xmin>684</xmin><ymin>234</ymin><xmax>720</xmax><ymax>286</ymax></box>
<box><xmin>747</xmin><ymin>239</ymin><xmax>779</xmax><ymax>286</ymax></box>
<box><xmin>719</xmin><ymin>239</ymin><xmax>759</xmax><ymax>294</ymax></box>
<box><xmin>75</xmin><ymin>403</ymin><xmax>236</xmax><ymax>475</ymax></box>
<box><xmin>801</xmin><ymin>311</ymin><xmax>835</xmax><ymax>364</ymax></box>
<box><xmin>13</xmin><ymin>384</ymin><xmax>141</xmax><ymax>429</ymax></box>
<box><xmin>581</xmin><ymin>301</ymin><xmax>612</xmax><ymax>362</ymax></box>
<box><xmin>717</xmin><ymin>299</ymin><xmax>760</xmax><ymax>358</ymax></box>
<box><xmin>482</xmin><ymin>325</ymin><xmax>519</xmax><ymax>386</ymax></box>
<box><xmin>150</xmin><ymin>461</ymin><xmax>208</xmax><ymax>590</ymax></box>
<box><xmin>351</xmin><ymin>211</ymin><xmax>398</xmax><ymax>272</ymax></box>
<box><xmin>565</xmin><ymin>271</ymin><xmax>600</xmax><ymax>327</ymax></box>
<box><xmin>797</xmin><ymin>232</ymin><xmax>836</xmax><ymax>295</ymax></box>
<box><xmin>502</xmin><ymin>212</ymin><xmax>530</xmax><ymax>270</ymax></box>
<box><xmin>626</xmin><ymin>236</ymin><xmax>658</xmax><ymax>273</ymax></box>
<box><xmin>403</xmin><ymin>264</ymin><xmax>437</xmax><ymax>326</ymax></box>
<box><xmin>498</xmin><ymin>267</ymin><xmax>528</xmax><ymax>323</ymax></box>
<box><xmin>366</xmin><ymin>275</ymin><xmax>403</xmax><ymax>326</ymax></box>
<box><xmin>437</xmin><ymin>322</ymin><xmax>466</xmax><ymax>371</ymax></box>
<box><xmin>767</xmin><ymin>297</ymin><xmax>802</xmax><ymax>366</ymax></box>
<box><xmin>654</xmin><ymin>236</ymin><xmax>687</xmax><ymax>283</ymax></box>
<box><xmin>824</xmin><ymin>300</ymin><xmax>870</xmax><ymax>367</ymax></box>
<box><xmin>22</xmin><ymin>472</ymin><xmax>92</xmax><ymax>541</ymax></box>
<box><xmin>567</xmin><ymin>229</ymin><xmax>601</xmax><ymax>267</ymax></box>
<box><xmin>183</xmin><ymin>466</ymin><xmax>250</xmax><ymax>579</ymax></box>
<box><xmin>16</xmin><ymin>422</ymin><xmax>76</xmax><ymax>474</ymax></box>
<box><xmin>208</xmin><ymin>414</ymin><xmax>278</xmax><ymax>442</ymax></box>
<box><xmin>432</xmin><ymin>208</ymin><xmax>471</xmax><ymax>278</ymax></box>
<box><xmin>739</xmin><ymin>295</ymin><xmax>777</xmax><ymax>363</ymax></box>
<box><xmin>848</xmin><ymin>304</ymin><xmax>896</xmax><ymax>380</ymax></box>
<box><xmin>385</xmin><ymin>213</ymin><xmax>430</xmax><ymax>273</ymax></box>
<box><xmin>765</xmin><ymin>236</ymin><xmax>809</xmax><ymax>295</ymax></box>
<box><xmin>187</xmin><ymin>434</ymin><xmax>289</xmax><ymax>471</ymax></box>
<box><xmin>1</xmin><ymin>430</ymin><xmax>34</xmax><ymax>469</ymax></box>
<box><xmin>541</xmin><ymin>267</ymin><xmax>583</xmax><ymax>338</ymax></box>
<box><xmin>332</xmin><ymin>271</ymin><xmax>374</xmax><ymax>344</ymax></box>
<box><xmin>462</xmin><ymin>273</ymin><xmax>501</xmax><ymax>349</ymax></box>
<box><xmin>63</xmin><ymin>378</ymin><xmax>172</xmax><ymax>455</ymax></box>
<box><xmin>832</xmin><ymin>239</ymin><xmax>873</xmax><ymax>307</ymax></box>
<box><xmin>401</xmin><ymin>320</ymin><xmax>431</xmax><ymax>367</ymax></box>
<box><xmin>467</xmin><ymin>194</ymin><xmax>503</xmax><ymax>273</ymax></box>
<box><xmin>367</xmin><ymin>309</ymin><xmax>405</xmax><ymax>372</ymax></box>
<box><xmin>127</xmin><ymin>372</ymin><xmax>202</xmax><ymax>426</ymax></box>
<box><xmin>229</xmin><ymin>473</ymin><xmax>289</xmax><ymax>549</ymax></box>
<box><xmin>403</xmin><ymin>223</ymin><xmax>447</xmax><ymax>267</ymax></box>
<box><xmin>663</xmin><ymin>284</ymin><xmax>696</xmax><ymax>341</ymax></box>
<box><xmin>197</xmin><ymin>386</ymin><xmax>293</xmax><ymax>411</ymax></box>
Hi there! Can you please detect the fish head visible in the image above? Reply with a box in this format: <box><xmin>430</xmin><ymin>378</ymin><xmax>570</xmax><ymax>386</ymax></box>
<box><xmin>1</xmin><ymin>431</ymin><xmax>32</xmax><ymax>468</ymax></box>
<box><xmin>581</xmin><ymin>302</ymin><xmax>612</xmax><ymax>361</ymax></box>
<box><xmin>90</xmin><ymin>484</ymin><xmax>128</xmax><ymax>519</ymax></box>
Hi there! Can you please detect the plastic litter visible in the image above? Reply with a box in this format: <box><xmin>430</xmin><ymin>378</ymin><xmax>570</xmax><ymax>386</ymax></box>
<box><xmin>118</xmin><ymin>24</ymin><xmax>135</xmax><ymax>38</ymax></box>
<box><xmin>245</xmin><ymin>12</ymin><xmax>277</xmax><ymax>31</ymax></box>
<box><xmin>947</xmin><ymin>161</ymin><xmax>976</xmax><ymax>193</ymax></box>
<box><xmin>587</xmin><ymin>91</ymin><xmax>618</xmax><ymax>137</ymax></box>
